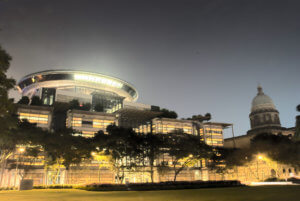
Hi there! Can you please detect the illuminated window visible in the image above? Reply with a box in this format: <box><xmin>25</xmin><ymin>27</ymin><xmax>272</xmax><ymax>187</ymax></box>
<box><xmin>19</xmin><ymin>112</ymin><xmax>48</xmax><ymax>124</ymax></box>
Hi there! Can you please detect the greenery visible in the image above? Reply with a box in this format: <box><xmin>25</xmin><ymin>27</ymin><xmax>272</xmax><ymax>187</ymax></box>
<box><xmin>139</xmin><ymin>133</ymin><xmax>165</xmax><ymax>183</ymax></box>
<box><xmin>30</xmin><ymin>96</ymin><xmax>42</xmax><ymax>106</ymax></box>
<box><xmin>165</xmin><ymin>133</ymin><xmax>212</xmax><ymax>181</ymax></box>
<box><xmin>93</xmin><ymin>126</ymin><xmax>142</xmax><ymax>184</ymax></box>
<box><xmin>187</xmin><ymin>113</ymin><xmax>211</xmax><ymax>122</ymax></box>
<box><xmin>250</xmin><ymin>133</ymin><xmax>300</xmax><ymax>168</ymax></box>
<box><xmin>158</xmin><ymin>108</ymin><xmax>178</xmax><ymax>119</ymax></box>
<box><xmin>210</xmin><ymin>133</ymin><xmax>300</xmax><ymax>173</ymax></box>
<box><xmin>80</xmin><ymin>180</ymin><xmax>242</xmax><ymax>191</ymax></box>
<box><xmin>295</xmin><ymin>104</ymin><xmax>300</xmax><ymax>141</ymax></box>
<box><xmin>17</xmin><ymin>96</ymin><xmax>30</xmax><ymax>104</ymax></box>
<box><xmin>0</xmin><ymin>44</ymin><xmax>18</xmax><ymax>185</ymax></box>
<box><xmin>1</xmin><ymin>186</ymin><xmax>300</xmax><ymax>201</ymax></box>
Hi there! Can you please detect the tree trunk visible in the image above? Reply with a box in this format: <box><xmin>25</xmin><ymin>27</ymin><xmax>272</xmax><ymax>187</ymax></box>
<box><xmin>173</xmin><ymin>164</ymin><xmax>177</xmax><ymax>182</ymax></box>
<box><xmin>0</xmin><ymin>160</ymin><xmax>7</xmax><ymax>187</ymax></box>
<box><xmin>98</xmin><ymin>166</ymin><xmax>101</xmax><ymax>183</ymax></box>
<box><xmin>150</xmin><ymin>165</ymin><xmax>154</xmax><ymax>183</ymax></box>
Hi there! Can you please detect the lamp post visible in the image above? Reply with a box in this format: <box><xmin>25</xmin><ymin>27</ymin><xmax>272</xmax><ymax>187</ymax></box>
<box><xmin>14</xmin><ymin>147</ymin><xmax>25</xmax><ymax>187</ymax></box>
<box><xmin>256</xmin><ymin>154</ymin><xmax>263</xmax><ymax>181</ymax></box>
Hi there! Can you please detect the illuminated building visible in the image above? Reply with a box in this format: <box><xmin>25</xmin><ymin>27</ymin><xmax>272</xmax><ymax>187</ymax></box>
<box><xmin>134</xmin><ymin>118</ymin><xmax>230</xmax><ymax>146</ymax></box>
<box><xmin>66</xmin><ymin>109</ymin><xmax>116</xmax><ymax>137</ymax></box>
<box><xmin>17</xmin><ymin>104</ymin><xmax>53</xmax><ymax>130</ymax></box>
<box><xmin>4</xmin><ymin>69</ymin><xmax>238</xmax><ymax>187</ymax></box>
<box><xmin>224</xmin><ymin>85</ymin><xmax>295</xmax><ymax>148</ymax></box>
<box><xmin>17</xmin><ymin>70</ymin><xmax>138</xmax><ymax>112</ymax></box>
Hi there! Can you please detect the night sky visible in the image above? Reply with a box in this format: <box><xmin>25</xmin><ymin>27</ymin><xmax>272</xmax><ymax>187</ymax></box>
<box><xmin>1</xmin><ymin>0</ymin><xmax>300</xmax><ymax>138</ymax></box>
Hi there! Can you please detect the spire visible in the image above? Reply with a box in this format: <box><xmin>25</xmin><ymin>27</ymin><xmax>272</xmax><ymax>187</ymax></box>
<box><xmin>257</xmin><ymin>84</ymin><xmax>264</xmax><ymax>95</ymax></box>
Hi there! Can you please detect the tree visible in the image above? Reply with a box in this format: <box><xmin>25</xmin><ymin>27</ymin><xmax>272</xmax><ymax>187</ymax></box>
<box><xmin>17</xmin><ymin>96</ymin><xmax>30</xmax><ymax>105</ymax></box>
<box><xmin>188</xmin><ymin>113</ymin><xmax>211</xmax><ymax>122</ymax></box>
<box><xmin>208</xmin><ymin>147</ymin><xmax>252</xmax><ymax>174</ymax></box>
<box><xmin>158</xmin><ymin>108</ymin><xmax>178</xmax><ymax>119</ymax></box>
<box><xmin>42</xmin><ymin>128</ymin><xmax>94</xmax><ymax>184</ymax></box>
<box><xmin>140</xmin><ymin>133</ymin><xmax>165</xmax><ymax>183</ymax></box>
<box><xmin>250</xmin><ymin>133</ymin><xmax>300</xmax><ymax>168</ymax></box>
<box><xmin>0</xmin><ymin>45</ymin><xmax>17</xmax><ymax>185</ymax></box>
<box><xmin>294</xmin><ymin>104</ymin><xmax>300</xmax><ymax>141</ymax></box>
<box><xmin>0</xmin><ymin>119</ymin><xmax>47</xmax><ymax>186</ymax></box>
<box><xmin>93</xmin><ymin>125</ymin><xmax>141</xmax><ymax>184</ymax></box>
<box><xmin>165</xmin><ymin>133</ymin><xmax>212</xmax><ymax>181</ymax></box>
<box><xmin>90</xmin><ymin>151</ymin><xmax>113</xmax><ymax>183</ymax></box>
<box><xmin>30</xmin><ymin>96</ymin><xmax>42</xmax><ymax>106</ymax></box>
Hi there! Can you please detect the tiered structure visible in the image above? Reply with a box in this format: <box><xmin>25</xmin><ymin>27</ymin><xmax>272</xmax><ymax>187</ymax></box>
<box><xmin>224</xmin><ymin>85</ymin><xmax>295</xmax><ymax>148</ymax></box>
<box><xmin>248</xmin><ymin>85</ymin><xmax>282</xmax><ymax>135</ymax></box>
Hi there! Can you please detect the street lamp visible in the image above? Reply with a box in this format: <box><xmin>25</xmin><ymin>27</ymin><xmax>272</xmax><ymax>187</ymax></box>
<box><xmin>256</xmin><ymin>154</ymin><xmax>264</xmax><ymax>181</ymax></box>
<box><xmin>15</xmin><ymin>147</ymin><xmax>26</xmax><ymax>187</ymax></box>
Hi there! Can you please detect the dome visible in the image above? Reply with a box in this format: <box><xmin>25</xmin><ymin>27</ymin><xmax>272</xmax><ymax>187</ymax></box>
<box><xmin>251</xmin><ymin>85</ymin><xmax>276</xmax><ymax>112</ymax></box>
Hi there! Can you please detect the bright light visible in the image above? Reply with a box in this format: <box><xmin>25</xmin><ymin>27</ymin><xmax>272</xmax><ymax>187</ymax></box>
<box><xmin>257</xmin><ymin>155</ymin><xmax>263</xmax><ymax>160</ymax></box>
<box><xmin>18</xmin><ymin>147</ymin><xmax>25</xmax><ymax>153</ymax></box>
<box><xmin>91</xmin><ymin>152</ymin><xmax>97</xmax><ymax>156</ymax></box>
<box><xmin>74</xmin><ymin>74</ymin><xmax>123</xmax><ymax>88</ymax></box>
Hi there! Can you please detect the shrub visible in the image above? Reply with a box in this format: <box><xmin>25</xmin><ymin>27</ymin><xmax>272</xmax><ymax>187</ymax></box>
<box><xmin>79</xmin><ymin>180</ymin><xmax>243</xmax><ymax>191</ymax></box>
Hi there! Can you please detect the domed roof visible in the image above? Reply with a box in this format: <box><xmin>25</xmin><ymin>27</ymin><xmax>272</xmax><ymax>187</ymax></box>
<box><xmin>251</xmin><ymin>85</ymin><xmax>276</xmax><ymax>112</ymax></box>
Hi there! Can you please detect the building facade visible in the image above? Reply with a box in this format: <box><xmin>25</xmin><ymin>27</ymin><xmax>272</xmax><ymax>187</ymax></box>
<box><xmin>2</xmin><ymin>69</ymin><xmax>244</xmax><ymax>187</ymax></box>
<box><xmin>225</xmin><ymin>85</ymin><xmax>295</xmax><ymax>148</ymax></box>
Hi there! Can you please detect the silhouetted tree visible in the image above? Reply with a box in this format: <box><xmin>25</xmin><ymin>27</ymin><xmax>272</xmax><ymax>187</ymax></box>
<box><xmin>93</xmin><ymin>125</ymin><xmax>141</xmax><ymax>183</ymax></box>
<box><xmin>140</xmin><ymin>133</ymin><xmax>165</xmax><ymax>183</ymax></box>
<box><xmin>158</xmin><ymin>108</ymin><xmax>178</xmax><ymax>119</ymax></box>
<box><xmin>294</xmin><ymin>104</ymin><xmax>300</xmax><ymax>141</ymax></box>
<box><xmin>165</xmin><ymin>132</ymin><xmax>212</xmax><ymax>181</ymax></box>
<box><xmin>30</xmin><ymin>96</ymin><xmax>42</xmax><ymax>106</ymax></box>
<box><xmin>42</xmin><ymin>128</ymin><xmax>94</xmax><ymax>184</ymax></box>
<box><xmin>250</xmin><ymin>133</ymin><xmax>300</xmax><ymax>168</ymax></box>
<box><xmin>17</xmin><ymin>96</ymin><xmax>30</xmax><ymax>105</ymax></box>
<box><xmin>0</xmin><ymin>44</ymin><xmax>17</xmax><ymax>185</ymax></box>
<box><xmin>188</xmin><ymin>113</ymin><xmax>211</xmax><ymax>122</ymax></box>
<box><xmin>208</xmin><ymin>147</ymin><xmax>252</xmax><ymax>173</ymax></box>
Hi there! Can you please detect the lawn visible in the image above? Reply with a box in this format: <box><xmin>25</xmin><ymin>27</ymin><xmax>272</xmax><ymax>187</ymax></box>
<box><xmin>0</xmin><ymin>186</ymin><xmax>299</xmax><ymax>201</ymax></box>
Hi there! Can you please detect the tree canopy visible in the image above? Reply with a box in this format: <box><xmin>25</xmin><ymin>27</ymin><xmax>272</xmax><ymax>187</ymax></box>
<box><xmin>158</xmin><ymin>108</ymin><xmax>178</xmax><ymax>119</ymax></box>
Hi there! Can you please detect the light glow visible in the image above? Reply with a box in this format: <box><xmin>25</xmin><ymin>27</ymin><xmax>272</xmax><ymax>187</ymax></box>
<box><xmin>18</xmin><ymin>147</ymin><xmax>25</xmax><ymax>153</ymax></box>
<box><xmin>74</xmin><ymin>74</ymin><xmax>123</xmax><ymax>88</ymax></box>
<box><xmin>257</xmin><ymin>155</ymin><xmax>263</xmax><ymax>160</ymax></box>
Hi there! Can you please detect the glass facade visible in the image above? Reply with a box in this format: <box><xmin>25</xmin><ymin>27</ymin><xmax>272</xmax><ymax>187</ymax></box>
<box><xmin>41</xmin><ymin>88</ymin><xmax>56</xmax><ymax>105</ymax></box>
<box><xmin>92</xmin><ymin>92</ymin><xmax>124</xmax><ymax>113</ymax></box>
<box><xmin>67</xmin><ymin>111</ymin><xmax>116</xmax><ymax>138</ymax></box>
<box><xmin>134</xmin><ymin>118</ymin><xmax>225</xmax><ymax>147</ymax></box>
<box><xmin>200</xmin><ymin>127</ymin><xmax>224</xmax><ymax>146</ymax></box>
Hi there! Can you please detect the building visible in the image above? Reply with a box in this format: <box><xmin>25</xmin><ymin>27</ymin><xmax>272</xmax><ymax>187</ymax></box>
<box><xmin>1</xmin><ymin>69</ymin><xmax>237</xmax><ymax>187</ymax></box>
<box><xmin>224</xmin><ymin>85</ymin><xmax>295</xmax><ymax>148</ymax></box>
<box><xmin>134</xmin><ymin>118</ymin><xmax>230</xmax><ymax>147</ymax></box>
<box><xmin>221</xmin><ymin>85</ymin><xmax>298</xmax><ymax>184</ymax></box>
<box><xmin>17</xmin><ymin>70</ymin><xmax>138</xmax><ymax>113</ymax></box>
<box><xmin>66</xmin><ymin>110</ymin><xmax>116</xmax><ymax>137</ymax></box>
<box><xmin>16</xmin><ymin>69</ymin><xmax>230</xmax><ymax>142</ymax></box>
<box><xmin>17</xmin><ymin>104</ymin><xmax>53</xmax><ymax>130</ymax></box>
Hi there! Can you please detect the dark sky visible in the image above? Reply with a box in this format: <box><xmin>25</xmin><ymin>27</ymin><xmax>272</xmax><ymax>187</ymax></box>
<box><xmin>1</xmin><ymin>0</ymin><xmax>300</xmax><ymax>138</ymax></box>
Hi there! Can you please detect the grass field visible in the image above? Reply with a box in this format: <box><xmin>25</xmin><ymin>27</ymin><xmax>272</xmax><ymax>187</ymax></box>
<box><xmin>0</xmin><ymin>186</ymin><xmax>299</xmax><ymax>201</ymax></box>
